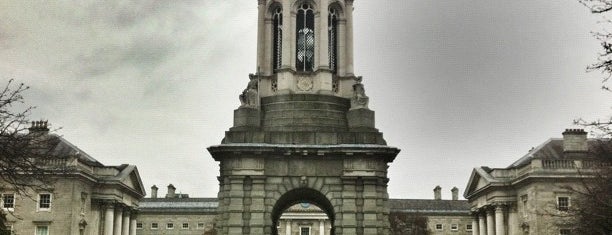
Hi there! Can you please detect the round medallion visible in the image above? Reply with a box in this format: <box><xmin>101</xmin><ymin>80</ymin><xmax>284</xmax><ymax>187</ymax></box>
<box><xmin>297</xmin><ymin>77</ymin><xmax>313</xmax><ymax>91</ymax></box>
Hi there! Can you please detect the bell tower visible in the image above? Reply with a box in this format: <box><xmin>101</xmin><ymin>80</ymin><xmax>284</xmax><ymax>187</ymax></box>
<box><xmin>208</xmin><ymin>1</ymin><xmax>399</xmax><ymax>234</ymax></box>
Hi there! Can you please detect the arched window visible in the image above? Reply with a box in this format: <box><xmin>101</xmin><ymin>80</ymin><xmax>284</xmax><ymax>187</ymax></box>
<box><xmin>328</xmin><ymin>7</ymin><xmax>338</xmax><ymax>73</ymax></box>
<box><xmin>272</xmin><ymin>7</ymin><xmax>283</xmax><ymax>71</ymax></box>
<box><xmin>296</xmin><ymin>4</ymin><xmax>315</xmax><ymax>72</ymax></box>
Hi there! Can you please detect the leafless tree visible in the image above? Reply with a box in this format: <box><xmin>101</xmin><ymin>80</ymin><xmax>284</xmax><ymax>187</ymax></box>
<box><xmin>0</xmin><ymin>79</ymin><xmax>67</xmax><ymax>229</ymax></box>
<box><xmin>389</xmin><ymin>212</ymin><xmax>430</xmax><ymax>235</ymax></box>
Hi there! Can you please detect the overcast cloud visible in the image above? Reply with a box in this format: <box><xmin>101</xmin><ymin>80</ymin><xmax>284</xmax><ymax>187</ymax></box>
<box><xmin>0</xmin><ymin>1</ymin><xmax>609</xmax><ymax>199</ymax></box>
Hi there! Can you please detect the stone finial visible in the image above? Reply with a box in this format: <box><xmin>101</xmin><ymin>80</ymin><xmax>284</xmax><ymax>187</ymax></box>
<box><xmin>434</xmin><ymin>185</ymin><xmax>442</xmax><ymax>200</ymax></box>
<box><xmin>350</xmin><ymin>76</ymin><xmax>369</xmax><ymax>110</ymax></box>
<box><xmin>151</xmin><ymin>185</ymin><xmax>158</xmax><ymax>198</ymax></box>
<box><xmin>451</xmin><ymin>187</ymin><xmax>459</xmax><ymax>200</ymax></box>
<box><xmin>562</xmin><ymin>129</ymin><xmax>587</xmax><ymax>155</ymax></box>
<box><xmin>239</xmin><ymin>74</ymin><xmax>259</xmax><ymax>108</ymax></box>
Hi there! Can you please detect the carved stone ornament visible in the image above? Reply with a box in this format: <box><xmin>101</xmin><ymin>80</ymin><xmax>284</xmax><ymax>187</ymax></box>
<box><xmin>297</xmin><ymin>77</ymin><xmax>313</xmax><ymax>91</ymax></box>
<box><xmin>350</xmin><ymin>76</ymin><xmax>369</xmax><ymax>109</ymax></box>
<box><xmin>239</xmin><ymin>74</ymin><xmax>259</xmax><ymax>108</ymax></box>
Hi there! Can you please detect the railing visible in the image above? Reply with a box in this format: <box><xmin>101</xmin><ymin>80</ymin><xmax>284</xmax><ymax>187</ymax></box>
<box><xmin>542</xmin><ymin>160</ymin><xmax>576</xmax><ymax>169</ymax></box>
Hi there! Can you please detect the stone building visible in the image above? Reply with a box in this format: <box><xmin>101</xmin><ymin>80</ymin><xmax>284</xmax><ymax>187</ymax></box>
<box><xmin>0</xmin><ymin>121</ymin><xmax>146</xmax><ymax>235</ymax></box>
<box><xmin>136</xmin><ymin>185</ymin><xmax>217</xmax><ymax>235</ymax></box>
<box><xmin>389</xmin><ymin>187</ymin><xmax>472</xmax><ymax>235</ymax></box>
<box><xmin>464</xmin><ymin>129</ymin><xmax>611</xmax><ymax>235</ymax></box>
<box><xmin>208</xmin><ymin>0</ymin><xmax>400</xmax><ymax>234</ymax></box>
<box><xmin>277</xmin><ymin>203</ymin><xmax>332</xmax><ymax>235</ymax></box>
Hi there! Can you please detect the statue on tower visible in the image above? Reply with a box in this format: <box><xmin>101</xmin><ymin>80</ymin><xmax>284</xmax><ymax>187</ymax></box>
<box><xmin>350</xmin><ymin>76</ymin><xmax>369</xmax><ymax>110</ymax></box>
<box><xmin>239</xmin><ymin>74</ymin><xmax>259</xmax><ymax>108</ymax></box>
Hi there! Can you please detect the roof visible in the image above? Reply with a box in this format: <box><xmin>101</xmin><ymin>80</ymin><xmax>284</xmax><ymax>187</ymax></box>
<box><xmin>48</xmin><ymin>134</ymin><xmax>103</xmax><ymax>167</ymax></box>
<box><xmin>509</xmin><ymin>138</ymin><xmax>612</xmax><ymax>167</ymax></box>
<box><xmin>388</xmin><ymin>199</ymin><xmax>470</xmax><ymax>215</ymax></box>
<box><xmin>140</xmin><ymin>198</ymin><xmax>218</xmax><ymax>213</ymax></box>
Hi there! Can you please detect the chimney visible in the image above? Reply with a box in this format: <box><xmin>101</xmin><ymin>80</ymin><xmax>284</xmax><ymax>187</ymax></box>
<box><xmin>151</xmin><ymin>185</ymin><xmax>158</xmax><ymax>198</ymax></box>
<box><xmin>562</xmin><ymin>129</ymin><xmax>587</xmax><ymax>157</ymax></box>
<box><xmin>451</xmin><ymin>187</ymin><xmax>459</xmax><ymax>200</ymax></box>
<box><xmin>28</xmin><ymin>120</ymin><xmax>50</xmax><ymax>135</ymax></box>
<box><xmin>166</xmin><ymin>184</ymin><xmax>176</xmax><ymax>198</ymax></box>
<box><xmin>434</xmin><ymin>185</ymin><xmax>442</xmax><ymax>200</ymax></box>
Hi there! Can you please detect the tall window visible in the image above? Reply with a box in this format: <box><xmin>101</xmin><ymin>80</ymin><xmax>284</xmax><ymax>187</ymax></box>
<box><xmin>558</xmin><ymin>197</ymin><xmax>570</xmax><ymax>211</ymax></box>
<box><xmin>296</xmin><ymin>3</ymin><xmax>315</xmax><ymax>72</ymax></box>
<box><xmin>2</xmin><ymin>194</ymin><xmax>14</xmax><ymax>211</ymax></box>
<box><xmin>328</xmin><ymin>7</ymin><xmax>338</xmax><ymax>73</ymax></box>
<box><xmin>273</xmin><ymin>7</ymin><xmax>283</xmax><ymax>71</ymax></box>
<box><xmin>300</xmin><ymin>227</ymin><xmax>310</xmax><ymax>235</ymax></box>
<box><xmin>38</xmin><ymin>193</ymin><xmax>51</xmax><ymax>211</ymax></box>
<box><xmin>36</xmin><ymin>226</ymin><xmax>49</xmax><ymax>235</ymax></box>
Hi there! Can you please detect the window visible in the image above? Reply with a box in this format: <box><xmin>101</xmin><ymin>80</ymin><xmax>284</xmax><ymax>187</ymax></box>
<box><xmin>435</xmin><ymin>224</ymin><xmax>443</xmax><ymax>230</ymax></box>
<box><xmin>559</xmin><ymin>228</ymin><xmax>571</xmax><ymax>235</ymax></box>
<box><xmin>35</xmin><ymin>226</ymin><xmax>49</xmax><ymax>235</ymax></box>
<box><xmin>167</xmin><ymin>223</ymin><xmax>174</xmax><ymax>229</ymax></box>
<box><xmin>300</xmin><ymin>227</ymin><xmax>310</xmax><ymax>235</ymax></box>
<box><xmin>296</xmin><ymin>3</ymin><xmax>315</xmax><ymax>72</ymax></box>
<box><xmin>38</xmin><ymin>194</ymin><xmax>51</xmax><ymax>211</ymax></box>
<box><xmin>2</xmin><ymin>194</ymin><xmax>14</xmax><ymax>211</ymax></box>
<box><xmin>136</xmin><ymin>223</ymin><xmax>143</xmax><ymax>229</ymax></box>
<box><xmin>466</xmin><ymin>224</ymin><xmax>473</xmax><ymax>231</ymax></box>
<box><xmin>328</xmin><ymin>7</ymin><xmax>338</xmax><ymax>73</ymax></box>
<box><xmin>182</xmin><ymin>223</ymin><xmax>189</xmax><ymax>229</ymax></box>
<box><xmin>151</xmin><ymin>223</ymin><xmax>158</xmax><ymax>229</ymax></box>
<box><xmin>558</xmin><ymin>197</ymin><xmax>570</xmax><ymax>211</ymax></box>
<box><xmin>451</xmin><ymin>224</ymin><xmax>458</xmax><ymax>231</ymax></box>
<box><xmin>272</xmin><ymin>7</ymin><xmax>283</xmax><ymax>71</ymax></box>
<box><xmin>197</xmin><ymin>222</ymin><xmax>205</xmax><ymax>229</ymax></box>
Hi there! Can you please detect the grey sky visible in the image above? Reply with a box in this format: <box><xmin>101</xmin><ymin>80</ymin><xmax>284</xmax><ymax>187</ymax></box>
<box><xmin>0</xmin><ymin>1</ymin><xmax>608</xmax><ymax>200</ymax></box>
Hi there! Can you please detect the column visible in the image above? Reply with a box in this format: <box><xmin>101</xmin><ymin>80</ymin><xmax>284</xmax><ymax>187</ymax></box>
<box><xmin>256</xmin><ymin>0</ymin><xmax>265</xmax><ymax>72</ymax></box>
<box><xmin>122</xmin><ymin>210</ymin><xmax>130</xmax><ymax>235</ymax></box>
<box><xmin>486</xmin><ymin>208</ymin><xmax>495</xmax><ymax>235</ymax></box>
<box><xmin>319</xmin><ymin>220</ymin><xmax>325</xmax><ymax>235</ymax></box>
<box><xmin>495</xmin><ymin>205</ymin><xmax>506</xmax><ymax>235</ymax></box>
<box><xmin>114</xmin><ymin>206</ymin><xmax>123</xmax><ymax>235</ymax></box>
<box><xmin>478</xmin><ymin>213</ymin><xmax>486</xmax><ymax>235</ymax></box>
<box><xmin>318</xmin><ymin>0</ymin><xmax>330</xmax><ymax>69</ymax></box>
<box><xmin>345</xmin><ymin>0</ymin><xmax>354</xmax><ymax>75</ymax></box>
<box><xmin>507</xmin><ymin>204</ymin><xmax>518</xmax><ymax>235</ymax></box>
<box><xmin>336</xmin><ymin>19</ymin><xmax>346</xmax><ymax>76</ymax></box>
<box><xmin>129</xmin><ymin>214</ymin><xmax>137</xmax><ymax>235</ymax></box>
<box><xmin>104</xmin><ymin>203</ymin><xmax>115</xmax><ymax>235</ymax></box>
<box><xmin>281</xmin><ymin>0</ymin><xmax>292</xmax><ymax>69</ymax></box>
<box><xmin>472</xmin><ymin>215</ymin><xmax>479</xmax><ymax>235</ymax></box>
<box><xmin>285</xmin><ymin>220</ymin><xmax>291</xmax><ymax>235</ymax></box>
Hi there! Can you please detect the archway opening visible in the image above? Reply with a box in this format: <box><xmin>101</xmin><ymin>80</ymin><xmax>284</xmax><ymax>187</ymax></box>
<box><xmin>271</xmin><ymin>188</ymin><xmax>335</xmax><ymax>235</ymax></box>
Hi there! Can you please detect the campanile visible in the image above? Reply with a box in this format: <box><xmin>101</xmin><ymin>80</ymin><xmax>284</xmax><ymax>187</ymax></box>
<box><xmin>208</xmin><ymin>1</ymin><xmax>399</xmax><ymax>234</ymax></box>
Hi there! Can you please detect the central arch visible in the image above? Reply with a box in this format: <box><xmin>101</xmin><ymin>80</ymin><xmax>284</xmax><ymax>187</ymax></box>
<box><xmin>271</xmin><ymin>188</ymin><xmax>335</xmax><ymax>235</ymax></box>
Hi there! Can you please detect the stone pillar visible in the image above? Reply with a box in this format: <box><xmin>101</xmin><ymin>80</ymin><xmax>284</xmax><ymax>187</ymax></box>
<box><xmin>495</xmin><ymin>205</ymin><xmax>505</xmax><ymax>235</ymax></box>
<box><xmin>478</xmin><ymin>213</ymin><xmax>486</xmax><ymax>235</ymax></box>
<box><xmin>256</xmin><ymin>0</ymin><xmax>265</xmax><ymax>72</ymax></box>
<box><xmin>472</xmin><ymin>216</ymin><xmax>480</xmax><ymax>235</ymax></box>
<box><xmin>285</xmin><ymin>220</ymin><xmax>291</xmax><ymax>235</ymax></box>
<box><xmin>507</xmin><ymin>204</ymin><xmax>519</xmax><ymax>235</ymax></box>
<box><xmin>345</xmin><ymin>0</ymin><xmax>354</xmax><ymax>75</ymax></box>
<box><xmin>319</xmin><ymin>220</ymin><xmax>325</xmax><ymax>235</ymax></box>
<box><xmin>113</xmin><ymin>206</ymin><xmax>123</xmax><ymax>235</ymax></box>
<box><xmin>340</xmin><ymin>178</ymin><xmax>357</xmax><ymax>235</ymax></box>
<box><xmin>318</xmin><ymin>0</ymin><xmax>330</xmax><ymax>69</ymax></box>
<box><xmin>248</xmin><ymin>176</ymin><xmax>266</xmax><ymax>235</ymax></box>
<box><xmin>104</xmin><ymin>203</ymin><xmax>115</xmax><ymax>235</ymax></box>
<box><xmin>486</xmin><ymin>208</ymin><xmax>495</xmax><ymax>235</ymax></box>
<box><xmin>122</xmin><ymin>210</ymin><xmax>130</xmax><ymax>235</ymax></box>
<box><xmin>281</xmin><ymin>0</ymin><xmax>292</xmax><ymax>69</ymax></box>
<box><xmin>129</xmin><ymin>214</ymin><xmax>137</xmax><ymax>235</ymax></box>
<box><xmin>337</xmin><ymin>19</ymin><xmax>346</xmax><ymax>76</ymax></box>
<box><xmin>227</xmin><ymin>176</ymin><xmax>246</xmax><ymax>235</ymax></box>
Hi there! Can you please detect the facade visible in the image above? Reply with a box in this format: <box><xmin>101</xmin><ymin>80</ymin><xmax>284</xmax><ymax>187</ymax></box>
<box><xmin>277</xmin><ymin>203</ymin><xmax>332</xmax><ymax>235</ymax></box>
<box><xmin>0</xmin><ymin>122</ymin><xmax>146</xmax><ymax>235</ymax></box>
<box><xmin>136</xmin><ymin>185</ymin><xmax>217</xmax><ymax>235</ymax></box>
<box><xmin>464</xmin><ymin>129</ymin><xmax>611</xmax><ymax>235</ymax></box>
<box><xmin>208</xmin><ymin>0</ymin><xmax>400</xmax><ymax>234</ymax></box>
<box><xmin>389</xmin><ymin>187</ymin><xmax>472</xmax><ymax>235</ymax></box>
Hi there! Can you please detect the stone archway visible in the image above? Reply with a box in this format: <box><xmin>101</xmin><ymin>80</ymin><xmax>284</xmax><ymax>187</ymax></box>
<box><xmin>208</xmin><ymin>144</ymin><xmax>399</xmax><ymax>235</ymax></box>
<box><xmin>271</xmin><ymin>188</ymin><xmax>335</xmax><ymax>235</ymax></box>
